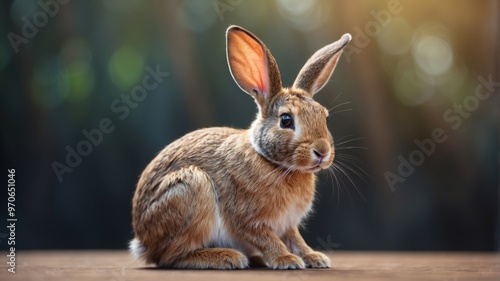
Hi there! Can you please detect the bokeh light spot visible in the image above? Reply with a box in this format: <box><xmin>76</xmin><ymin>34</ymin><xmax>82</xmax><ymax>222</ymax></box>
<box><xmin>436</xmin><ymin>67</ymin><xmax>470</xmax><ymax>99</ymax></box>
<box><xmin>412</xmin><ymin>36</ymin><xmax>453</xmax><ymax>76</ymax></box>
<box><xmin>393</xmin><ymin>60</ymin><xmax>435</xmax><ymax>106</ymax></box>
<box><xmin>278</xmin><ymin>0</ymin><xmax>316</xmax><ymax>17</ymax></box>
<box><xmin>277</xmin><ymin>0</ymin><xmax>328</xmax><ymax>31</ymax></box>
<box><xmin>58</xmin><ymin>37</ymin><xmax>95</xmax><ymax>103</ymax></box>
<box><xmin>61</xmin><ymin>60</ymin><xmax>95</xmax><ymax>103</ymax></box>
<box><xmin>108</xmin><ymin>46</ymin><xmax>145</xmax><ymax>90</ymax></box>
<box><xmin>377</xmin><ymin>17</ymin><xmax>413</xmax><ymax>56</ymax></box>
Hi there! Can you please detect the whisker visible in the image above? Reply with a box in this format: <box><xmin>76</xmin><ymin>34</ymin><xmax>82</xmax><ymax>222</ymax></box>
<box><xmin>333</xmin><ymin>162</ymin><xmax>367</xmax><ymax>202</ymax></box>
<box><xmin>328</xmin><ymin>92</ymin><xmax>345</xmax><ymax>108</ymax></box>
<box><xmin>265</xmin><ymin>165</ymin><xmax>285</xmax><ymax>178</ymax></box>
<box><xmin>336</xmin><ymin>146</ymin><xmax>368</xmax><ymax>151</ymax></box>
<box><xmin>332</xmin><ymin>164</ymin><xmax>355</xmax><ymax>205</ymax></box>
<box><xmin>334</xmin><ymin>134</ymin><xmax>356</xmax><ymax>143</ymax></box>
<box><xmin>336</xmin><ymin>158</ymin><xmax>372</xmax><ymax>182</ymax></box>
<box><xmin>336</xmin><ymin>153</ymin><xmax>363</xmax><ymax>161</ymax></box>
<box><xmin>322</xmin><ymin>133</ymin><xmax>370</xmax><ymax>206</ymax></box>
<box><xmin>327</xmin><ymin>166</ymin><xmax>342</xmax><ymax>208</ymax></box>
<box><xmin>330</xmin><ymin>108</ymin><xmax>353</xmax><ymax>115</ymax></box>
<box><xmin>336</xmin><ymin>160</ymin><xmax>370</xmax><ymax>180</ymax></box>
<box><xmin>328</xmin><ymin>101</ymin><xmax>351</xmax><ymax>113</ymax></box>
<box><xmin>334</xmin><ymin>137</ymin><xmax>366</xmax><ymax>147</ymax></box>
<box><xmin>269</xmin><ymin>164</ymin><xmax>297</xmax><ymax>187</ymax></box>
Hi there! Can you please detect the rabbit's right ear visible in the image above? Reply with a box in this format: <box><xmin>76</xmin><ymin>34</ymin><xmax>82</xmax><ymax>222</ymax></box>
<box><xmin>226</xmin><ymin>25</ymin><xmax>282</xmax><ymax>109</ymax></box>
<box><xmin>293</xmin><ymin>33</ymin><xmax>351</xmax><ymax>96</ymax></box>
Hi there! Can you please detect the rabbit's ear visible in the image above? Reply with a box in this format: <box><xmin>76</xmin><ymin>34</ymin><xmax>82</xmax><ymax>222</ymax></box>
<box><xmin>293</xmin><ymin>33</ymin><xmax>351</xmax><ymax>96</ymax></box>
<box><xmin>226</xmin><ymin>25</ymin><xmax>282</xmax><ymax>107</ymax></box>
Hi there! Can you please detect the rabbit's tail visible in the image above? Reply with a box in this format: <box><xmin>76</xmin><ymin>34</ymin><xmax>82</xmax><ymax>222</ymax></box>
<box><xmin>129</xmin><ymin>238</ymin><xmax>147</xmax><ymax>260</ymax></box>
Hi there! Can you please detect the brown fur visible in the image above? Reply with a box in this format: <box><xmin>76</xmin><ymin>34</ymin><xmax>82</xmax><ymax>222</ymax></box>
<box><xmin>130</xmin><ymin>25</ymin><xmax>351</xmax><ymax>269</ymax></box>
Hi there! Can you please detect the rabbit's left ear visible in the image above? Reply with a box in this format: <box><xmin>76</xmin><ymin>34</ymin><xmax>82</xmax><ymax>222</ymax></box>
<box><xmin>226</xmin><ymin>25</ymin><xmax>282</xmax><ymax>108</ymax></box>
<box><xmin>293</xmin><ymin>33</ymin><xmax>351</xmax><ymax>96</ymax></box>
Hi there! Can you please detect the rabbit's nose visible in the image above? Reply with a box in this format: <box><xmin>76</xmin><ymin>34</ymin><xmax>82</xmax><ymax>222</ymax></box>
<box><xmin>313</xmin><ymin>150</ymin><xmax>324</xmax><ymax>159</ymax></box>
<box><xmin>311</xmin><ymin>139</ymin><xmax>331</xmax><ymax>161</ymax></box>
<box><xmin>312</xmin><ymin>149</ymin><xmax>331</xmax><ymax>164</ymax></box>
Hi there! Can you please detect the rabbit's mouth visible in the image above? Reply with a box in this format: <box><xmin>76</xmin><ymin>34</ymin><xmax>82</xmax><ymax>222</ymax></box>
<box><xmin>297</xmin><ymin>154</ymin><xmax>333</xmax><ymax>173</ymax></box>
<box><xmin>301</xmin><ymin>164</ymin><xmax>323</xmax><ymax>173</ymax></box>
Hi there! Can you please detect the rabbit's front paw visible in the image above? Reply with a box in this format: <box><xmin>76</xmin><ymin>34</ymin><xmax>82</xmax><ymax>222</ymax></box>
<box><xmin>302</xmin><ymin>251</ymin><xmax>331</xmax><ymax>268</ymax></box>
<box><xmin>269</xmin><ymin>254</ymin><xmax>305</xmax><ymax>269</ymax></box>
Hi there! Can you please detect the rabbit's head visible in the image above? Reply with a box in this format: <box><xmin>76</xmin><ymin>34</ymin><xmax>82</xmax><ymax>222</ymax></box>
<box><xmin>226</xmin><ymin>26</ymin><xmax>351</xmax><ymax>173</ymax></box>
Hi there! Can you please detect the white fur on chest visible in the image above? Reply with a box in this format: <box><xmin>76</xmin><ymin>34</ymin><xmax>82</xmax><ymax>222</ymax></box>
<box><xmin>270</xmin><ymin>199</ymin><xmax>313</xmax><ymax>237</ymax></box>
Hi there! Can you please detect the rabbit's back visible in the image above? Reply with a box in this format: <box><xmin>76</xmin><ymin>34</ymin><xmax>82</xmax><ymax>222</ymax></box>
<box><xmin>136</xmin><ymin>127</ymin><xmax>242</xmax><ymax>195</ymax></box>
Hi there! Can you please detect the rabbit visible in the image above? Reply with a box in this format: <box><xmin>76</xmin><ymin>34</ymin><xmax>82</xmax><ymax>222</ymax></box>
<box><xmin>130</xmin><ymin>25</ymin><xmax>352</xmax><ymax>269</ymax></box>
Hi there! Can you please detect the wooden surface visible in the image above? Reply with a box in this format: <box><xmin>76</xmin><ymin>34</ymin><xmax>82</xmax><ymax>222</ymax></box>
<box><xmin>1</xmin><ymin>251</ymin><xmax>499</xmax><ymax>281</ymax></box>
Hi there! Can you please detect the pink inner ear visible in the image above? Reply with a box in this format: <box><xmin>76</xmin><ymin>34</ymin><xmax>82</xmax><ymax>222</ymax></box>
<box><xmin>228</xmin><ymin>29</ymin><xmax>269</xmax><ymax>96</ymax></box>
<box><xmin>254</xmin><ymin>60</ymin><xmax>268</xmax><ymax>95</ymax></box>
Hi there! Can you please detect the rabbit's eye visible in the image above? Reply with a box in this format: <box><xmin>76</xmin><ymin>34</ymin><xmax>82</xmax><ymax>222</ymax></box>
<box><xmin>280</xmin><ymin>114</ymin><xmax>294</xmax><ymax>129</ymax></box>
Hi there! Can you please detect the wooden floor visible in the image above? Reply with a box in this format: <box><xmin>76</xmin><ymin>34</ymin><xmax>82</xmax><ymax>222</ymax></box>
<box><xmin>1</xmin><ymin>251</ymin><xmax>499</xmax><ymax>280</ymax></box>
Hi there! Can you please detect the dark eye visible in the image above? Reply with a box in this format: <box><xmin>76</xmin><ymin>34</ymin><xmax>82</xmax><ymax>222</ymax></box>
<box><xmin>280</xmin><ymin>114</ymin><xmax>294</xmax><ymax>129</ymax></box>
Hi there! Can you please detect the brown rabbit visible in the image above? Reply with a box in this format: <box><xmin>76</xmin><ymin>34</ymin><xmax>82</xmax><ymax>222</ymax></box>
<box><xmin>130</xmin><ymin>25</ymin><xmax>351</xmax><ymax>269</ymax></box>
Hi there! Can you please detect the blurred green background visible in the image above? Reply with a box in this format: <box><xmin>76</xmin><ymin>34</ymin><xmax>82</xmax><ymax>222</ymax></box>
<box><xmin>1</xmin><ymin>0</ymin><xmax>499</xmax><ymax>251</ymax></box>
